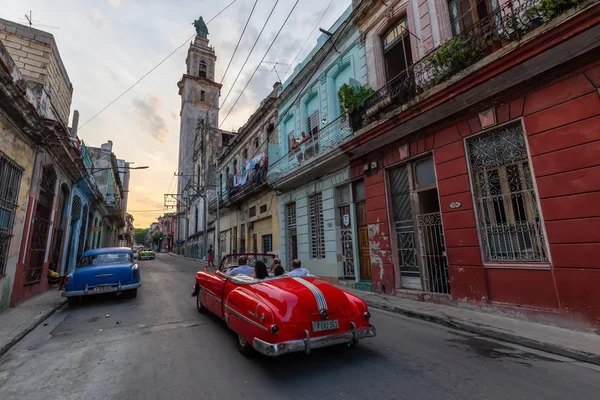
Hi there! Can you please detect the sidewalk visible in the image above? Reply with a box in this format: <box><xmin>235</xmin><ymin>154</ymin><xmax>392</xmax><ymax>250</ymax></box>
<box><xmin>344</xmin><ymin>287</ymin><xmax>600</xmax><ymax>365</ymax></box>
<box><xmin>167</xmin><ymin>252</ymin><xmax>209</xmax><ymax>267</ymax></box>
<box><xmin>0</xmin><ymin>289</ymin><xmax>66</xmax><ymax>357</ymax></box>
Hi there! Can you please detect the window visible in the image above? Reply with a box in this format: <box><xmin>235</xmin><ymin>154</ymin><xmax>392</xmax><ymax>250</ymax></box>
<box><xmin>414</xmin><ymin>158</ymin><xmax>436</xmax><ymax>186</ymax></box>
<box><xmin>337</xmin><ymin>185</ymin><xmax>351</xmax><ymax>205</ymax></box>
<box><xmin>287</xmin><ymin>130</ymin><xmax>295</xmax><ymax>149</ymax></box>
<box><xmin>467</xmin><ymin>123</ymin><xmax>548</xmax><ymax>263</ymax></box>
<box><xmin>199</xmin><ymin>61</ymin><xmax>207</xmax><ymax>78</ymax></box>
<box><xmin>447</xmin><ymin>0</ymin><xmax>500</xmax><ymax>37</ymax></box>
<box><xmin>200</xmin><ymin>90</ymin><xmax>205</xmax><ymax>102</ymax></box>
<box><xmin>353</xmin><ymin>180</ymin><xmax>365</xmax><ymax>202</ymax></box>
<box><xmin>243</xmin><ymin>148</ymin><xmax>248</xmax><ymax>160</ymax></box>
<box><xmin>307</xmin><ymin>111</ymin><xmax>319</xmax><ymax>137</ymax></box>
<box><xmin>249</xmin><ymin>206</ymin><xmax>256</xmax><ymax>218</ymax></box>
<box><xmin>0</xmin><ymin>152</ymin><xmax>24</xmax><ymax>276</ymax></box>
<box><xmin>262</xmin><ymin>234</ymin><xmax>273</xmax><ymax>253</ymax></box>
<box><xmin>382</xmin><ymin>16</ymin><xmax>413</xmax><ymax>82</ymax></box>
<box><xmin>309</xmin><ymin>193</ymin><xmax>325</xmax><ymax>259</ymax></box>
<box><xmin>254</xmin><ymin>137</ymin><xmax>259</xmax><ymax>149</ymax></box>
<box><xmin>259</xmin><ymin>204</ymin><xmax>267</xmax><ymax>213</ymax></box>
<box><xmin>233</xmin><ymin>159</ymin><xmax>238</xmax><ymax>174</ymax></box>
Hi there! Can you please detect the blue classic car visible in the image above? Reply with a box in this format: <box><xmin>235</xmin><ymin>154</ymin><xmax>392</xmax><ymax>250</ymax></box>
<box><xmin>62</xmin><ymin>247</ymin><xmax>141</xmax><ymax>305</ymax></box>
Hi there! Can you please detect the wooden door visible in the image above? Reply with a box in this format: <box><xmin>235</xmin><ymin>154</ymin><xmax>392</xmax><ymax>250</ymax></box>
<box><xmin>356</xmin><ymin>202</ymin><xmax>371</xmax><ymax>280</ymax></box>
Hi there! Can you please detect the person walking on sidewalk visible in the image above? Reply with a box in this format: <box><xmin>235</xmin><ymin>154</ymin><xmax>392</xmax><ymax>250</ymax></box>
<box><xmin>207</xmin><ymin>245</ymin><xmax>214</xmax><ymax>268</ymax></box>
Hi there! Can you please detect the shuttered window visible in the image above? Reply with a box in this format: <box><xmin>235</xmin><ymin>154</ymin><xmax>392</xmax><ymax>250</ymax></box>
<box><xmin>309</xmin><ymin>193</ymin><xmax>325</xmax><ymax>259</ymax></box>
<box><xmin>249</xmin><ymin>206</ymin><xmax>256</xmax><ymax>218</ymax></box>
<box><xmin>0</xmin><ymin>152</ymin><xmax>24</xmax><ymax>276</ymax></box>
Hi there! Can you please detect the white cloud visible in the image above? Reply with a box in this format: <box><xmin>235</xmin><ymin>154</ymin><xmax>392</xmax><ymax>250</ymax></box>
<box><xmin>108</xmin><ymin>0</ymin><xmax>121</xmax><ymax>8</ymax></box>
<box><xmin>131</xmin><ymin>95</ymin><xmax>171</xmax><ymax>143</ymax></box>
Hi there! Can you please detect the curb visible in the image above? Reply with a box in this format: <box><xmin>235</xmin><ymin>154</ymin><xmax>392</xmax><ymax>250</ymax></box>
<box><xmin>167</xmin><ymin>253</ymin><xmax>207</xmax><ymax>264</ymax></box>
<box><xmin>0</xmin><ymin>298</ymin><xmax>67</xmax><ymax>358</ymax></box>
<box><xmin>363</xmin><ymin>299</ymin><xmax>600</xmax><ymax>366</ymax></box>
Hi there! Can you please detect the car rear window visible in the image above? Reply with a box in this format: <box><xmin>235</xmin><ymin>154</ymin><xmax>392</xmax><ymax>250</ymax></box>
<box><xmin>79</xmin><ymin>253</ymin><xmax>133</xmax><ymax>267</ymax></box>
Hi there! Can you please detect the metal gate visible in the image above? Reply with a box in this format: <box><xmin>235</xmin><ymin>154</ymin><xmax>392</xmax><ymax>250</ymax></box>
<box><xmin>26</xmin><ymin>165</ymin><xmax>56</xmax><ymax>284</ymax></box>
<box><xmin>417</xmin><ymin>212</ymin><xmax>450</xmax><ymax>294</ymax></box>
<box><xmin>389</xmin><ymin>165</ymin><xmax>421</xmax><ymax>289</ymax></box>
<box><xmin>339</xmin><ymin>205</ymin><xmax>355</xmax><ymax>279</ymax></box>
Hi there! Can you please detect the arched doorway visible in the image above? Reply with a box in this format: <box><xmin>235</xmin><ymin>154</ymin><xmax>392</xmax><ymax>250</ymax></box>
<box><xmin>50</xmin><ymin>183</ymin><xmax>70</xmax><ymax>274</ymax></box>
<box><xmin>26</xmin><ymin>165</ymin><xmax>57</xmax><ymax>284</ymax></box>
<box><xmin>76</xmin><ymin>204</ymin><xmax>89</xmax><ymax>260</ymax></box>
<box><xmin>65</xmin><ymin>195</ymin><xmax>81</xmax><ymax>272</ymax></box>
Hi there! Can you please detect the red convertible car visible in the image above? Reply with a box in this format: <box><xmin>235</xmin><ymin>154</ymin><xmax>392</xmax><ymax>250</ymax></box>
<box><xmin>192</xmin><ymin>253</ymin><xmax>376</xmax><ymax>357</ymax></box>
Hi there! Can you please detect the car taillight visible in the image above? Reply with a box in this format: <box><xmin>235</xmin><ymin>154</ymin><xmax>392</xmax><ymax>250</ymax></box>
<box><xmin>133</xmin><ymin>265</ymin><xmax>139</xmax><ymax>277</ymax></box>
<box><xmin>364</xmin><ymin>311</ymin><xmax>371</xmax><ymax>320</ymax></box>
<box><xmin>64</xmin><ymin>276</ymin><xmax>70</xmax><ymax>286</ymax></box>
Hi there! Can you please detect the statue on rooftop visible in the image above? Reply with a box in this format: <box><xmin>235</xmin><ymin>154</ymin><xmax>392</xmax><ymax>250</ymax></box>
<box><xmin>192</xmin><ymin>16</ymin><xmax>209</xmax><ymax>39</ymax></box>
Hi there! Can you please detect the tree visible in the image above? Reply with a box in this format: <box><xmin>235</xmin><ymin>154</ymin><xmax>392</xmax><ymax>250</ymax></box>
<box><xmin>134</xmin><ymin>228</ymin><xmax>149</xmax><ymax>245</ymax></box>
<box><xmin>151</xmin><ymin>231</ymin><xmax>162</xmax><ymax>245</ymax></box>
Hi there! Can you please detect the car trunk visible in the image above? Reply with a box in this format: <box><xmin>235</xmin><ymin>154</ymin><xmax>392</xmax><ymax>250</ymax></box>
<box><xmin>254</xmin><ymin>277</ymin><xmax>356</xmax><ymax>324</ymax></box>
<box><xmin>71</xmin><ymin>263</ymin><xmax>135</xmax><ymax>290</ymax></box>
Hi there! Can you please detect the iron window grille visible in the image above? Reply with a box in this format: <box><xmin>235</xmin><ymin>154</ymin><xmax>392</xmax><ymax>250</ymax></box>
<box><xmin>249</xmin><ymin>206</ymin><xmax>256</xmax><ymax>218</ymax></box>
<box><xmin>0</xmin><ymin>152</ymin><xmax>24</xmax><ymax>277</ymax></box>
<box><xmin>309</xmin><ymin>193</ymin><xmax>325</xmax><ymax>259</ymax></box>
<box><xmin>260</xmin><ymin>204</ymin><xmax>267</xmax><ymax>213</ymax></box>
<box><xmin>467</xmin><ymin>123</ymin><xmax>548</xmax><ymax>263</ymax></box>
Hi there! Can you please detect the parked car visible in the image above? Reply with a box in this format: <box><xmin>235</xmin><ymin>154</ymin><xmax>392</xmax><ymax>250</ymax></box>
<box><xmin>133</xmin><ymin>249</ymin><xmax>139</xmax><ymax>260</ymax></box>
<box><xmin>138</xmin><ymin>249</ymin><xmax>155</xmax><ymax>260</ymax></box>
<box><xmin>191</xmin><ymin>253</ymin><xmax>376</xmax><ymax>357</ymax></box>
<box><xmin>62</xmin><ymin>247</ymin><xmax>141</xmax><ymax>305</ymax></box>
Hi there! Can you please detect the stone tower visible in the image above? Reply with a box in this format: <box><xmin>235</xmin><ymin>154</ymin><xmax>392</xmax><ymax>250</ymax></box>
<box><xmin>176</xmin><ymin>29</ymin><xmax>223</xmax><ymax>255</ymax></box>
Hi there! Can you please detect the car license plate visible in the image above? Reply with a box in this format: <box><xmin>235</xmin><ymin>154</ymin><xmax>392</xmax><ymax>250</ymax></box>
<box><xmin>94</xmin><ymin>285</ymin><xmax>114</xmax><ymax>292</ymax></box>
<box><xmin>312</xmin><ymin>319</ymin><xmax>339</xmax><ymax>332</ymax></box>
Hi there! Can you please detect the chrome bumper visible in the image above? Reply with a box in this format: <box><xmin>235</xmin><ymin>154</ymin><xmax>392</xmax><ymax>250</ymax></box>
<box><xmin>252</xmin><ymin>324</ymin><xmax>376</xmax><ymax>357</ymax></box>
<box><xmin>62</xmin><ymin>282</ymin><xmax>141</xmax><ymax>297</ymax></box>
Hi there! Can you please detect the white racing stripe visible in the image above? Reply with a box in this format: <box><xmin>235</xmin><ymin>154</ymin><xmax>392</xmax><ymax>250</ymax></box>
<box><xmin>292</xmin><ymin>277</ymin><xmax>328</xmax><ymax>311</ymax></box>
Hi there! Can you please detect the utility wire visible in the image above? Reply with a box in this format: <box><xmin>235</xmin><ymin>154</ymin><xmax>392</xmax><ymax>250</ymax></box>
<box><xmin>227</xmin><ymin>0</ymin><xmax>358</xmax><ymax>174</ymax></box>
<box><xmin>219</xmin><ymin>0</ymin><xmax>300</xmax><ymax>129</ymax></box>
<box><xmin>163</xmin><ymin>0</ymin><xmax>248</xmax><ymax>198</ymax></box>
<box><xmin>218</xmin><ymin>0</ymin><xmax>280</xmax><ymax>116</ymax></box>
<box><xmin>283</xmin><ymin>0</ymin><xmax>335</xmax><ymax>79</ymax></box>
<box><xmin>79</xmin><ymin>0</ymin><xmax>239</xmax><ymax>131</ymax></box>
<box><xmin>166</xmin><ymin>0</ymin><xmax>260</xmax><ymax>199</ymax></box>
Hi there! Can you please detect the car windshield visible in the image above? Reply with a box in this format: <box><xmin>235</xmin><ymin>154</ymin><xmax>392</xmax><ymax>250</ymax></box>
<box><xmin>220</xmin><ymin>254</ymin><xmax>275</xmax><ymax>271</ymax></box>
<box><xmin>78</xmin><ymin>252</ymin><xmax>133</xmax><ymax>267</ymax></box>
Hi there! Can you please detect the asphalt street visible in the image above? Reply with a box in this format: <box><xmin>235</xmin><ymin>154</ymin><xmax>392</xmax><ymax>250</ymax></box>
<box><xmin>0</xmin><ymin>254</ymin><xmax>598</xmax><ymax>400</ymax></box>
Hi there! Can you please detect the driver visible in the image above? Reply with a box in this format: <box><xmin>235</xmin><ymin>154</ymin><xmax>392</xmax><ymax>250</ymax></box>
<box><xmin>226</xmin><ymin>256</ymin><xmax>254</xmax><ymax>276</ymax></box>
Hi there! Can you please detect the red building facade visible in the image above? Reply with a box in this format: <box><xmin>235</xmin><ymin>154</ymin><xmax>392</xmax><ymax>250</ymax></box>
<box><xmin>346</xmin><ymin>0</ymin><xmax>600</xmax><ymax>328</ymax></box>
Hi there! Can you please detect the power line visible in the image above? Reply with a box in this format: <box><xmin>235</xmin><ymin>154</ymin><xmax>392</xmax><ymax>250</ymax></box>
<box><xmin>167</xmin><ymin>0</ymin><xmax>259</xmax><ymax>199</ymax></box>
<box><xmin>219</xmin><ymin>0</ymin><xmax>300</xmax><ymax>129</ymax></box>
<box><xmin>218</xmin><ymin>0</ymin><xmax>280</xmax><ymax>116</ymax></box>
<box><xmin>79</xmin><ymin>0</ymin><xmax>239</xmax><ymax>131</ymax></box>
<box><xmin>229</xmin><ymin>0</ymin><xmax>358</xmax><ymax>174</ymax></box>
<box><xmin>283</xmin><ymin>0</ymin><xmax>335</xmax><ymax>79</ymax></box>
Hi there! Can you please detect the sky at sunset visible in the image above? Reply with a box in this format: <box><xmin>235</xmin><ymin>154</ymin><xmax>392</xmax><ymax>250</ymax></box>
<box><xmin>0</xmin><ymin>0</ymin><xmax>351</xmax><ymax>228</ymax></box>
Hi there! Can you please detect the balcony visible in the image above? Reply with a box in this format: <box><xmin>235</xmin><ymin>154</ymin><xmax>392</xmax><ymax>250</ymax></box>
<box><xmin>209</xmin><ymin>160</ymin><xmax>268</xmax><ymax>213</ymax></box>
<box><xmin>350</xmin><ymin>0</ymin><xmax>586</xmax><ymax>131</ymax></box>
<box><xmin>267</xmin><ymin>116</ymin><xmax>352</xmax><ymax>188</ymax></box>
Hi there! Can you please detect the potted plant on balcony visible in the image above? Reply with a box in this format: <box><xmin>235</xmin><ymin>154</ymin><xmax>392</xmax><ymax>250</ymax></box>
<box><xmin>338</xmin><ymin>83</ymin><xmax>374</xmax><ymax>131</ymax></box>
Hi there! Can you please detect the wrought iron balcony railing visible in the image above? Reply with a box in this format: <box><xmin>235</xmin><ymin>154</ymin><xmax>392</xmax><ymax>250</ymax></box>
<box><xmin>268</xmin><ymin>116</ymin><xmax>351</xmax><ymax>182</ymax></box>
<box><xmin>350</xmin><ymin>0</ymin><xmax>584</xmax><ymax>131</ymax></box>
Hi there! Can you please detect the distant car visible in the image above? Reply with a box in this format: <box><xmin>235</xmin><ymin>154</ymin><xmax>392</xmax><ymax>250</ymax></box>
<box><xmin>133</xmin><ymin>249</ymin><xmax>139</xmax><ymax>259</ymax></box>
<box><xmin>192</xmin><ymin>253</ymin><xmax>376</xmax><ymax>357</ymax></box>
<box><xmin>138</xmin><ymin>249</ymin><xmax>155</xmax><ymax>260</ymax></box>
<box><xmin>62</xmin><ymin>247</ymin><xmax>141</xmax><ymax>305</ymax></box>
